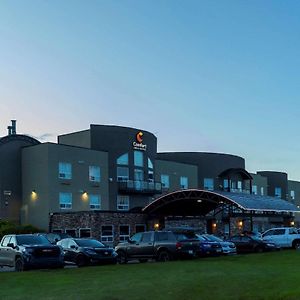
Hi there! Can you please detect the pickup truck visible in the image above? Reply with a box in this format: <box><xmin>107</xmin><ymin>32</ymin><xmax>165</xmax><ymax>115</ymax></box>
<box><xmin>0</xmin><ymin>234</ymin><xmax>64</xmax><ymax>271</ymax></box>
<box><xmin>262</xmin><ymin>227</ymin><xmax>300</xmax><ymax>249</ymax></box>
<box><xmin>115</xmin><ymin>230</ymin><xmax>211</xmax><ymax>264</ymax></box>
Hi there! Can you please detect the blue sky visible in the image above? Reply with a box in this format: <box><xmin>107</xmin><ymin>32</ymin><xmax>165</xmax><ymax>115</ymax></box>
<box><xmin>1</xmin><ymin>1</ymin><xmax>300</xmax><ymax>179</ymax></box>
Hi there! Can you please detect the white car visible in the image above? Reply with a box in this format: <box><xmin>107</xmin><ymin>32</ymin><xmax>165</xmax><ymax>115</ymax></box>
<box><xmin>198</xmin><ymin>234</ymin><xmax>237</xmax><ymax>255</ymax></box>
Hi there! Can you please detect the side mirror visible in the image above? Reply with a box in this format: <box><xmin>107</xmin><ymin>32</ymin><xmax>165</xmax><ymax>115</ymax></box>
<box><xmin>7</xmin><ymin>243</ymin><xmax>15</xmax><ymax>249</ymax></box>
<box><xmin>70</xmin><ymin>245</ymin><xmax>76</xmax><ymax>249</ymax></box>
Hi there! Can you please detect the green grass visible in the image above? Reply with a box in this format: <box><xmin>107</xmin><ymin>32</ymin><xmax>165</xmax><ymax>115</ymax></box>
<box><xmin>1</xmin><ymin>251</ymin><xmax>300</xmax><ymax>300</ymax></box>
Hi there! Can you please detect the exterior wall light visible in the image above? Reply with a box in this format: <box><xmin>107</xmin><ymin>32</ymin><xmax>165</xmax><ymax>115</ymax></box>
<box><xmin>238</xmin><ymin>220</ymin><xmax>243</xmax><ymax>228</ymax></box>
<box><xmin>154</xmin><ymin>223</ymin><xmax>160</xmax><ymax>230</ymax></box>
<box><xmin>81</xmin><ymin>191</ymin><xmax>89</xmax><ymax>201</ymax></box>
<box><xmin>290</xmin><ymin>221</ymin><xmax>295</xmax><ymax>226</ymax></box>
<box><xmin>197</xmin><ymin>199</ymin><xmax>202</xmax><ymax>203</ymax></box>
<box><xmin>212</xmin><ymin>223</ymin><xmax>217</xmax><ymax>229</ymax></box>
<box><xmin>31</xmin><ymin>190</ymin><xmax>38</xmax><ymax>201</ymax></box>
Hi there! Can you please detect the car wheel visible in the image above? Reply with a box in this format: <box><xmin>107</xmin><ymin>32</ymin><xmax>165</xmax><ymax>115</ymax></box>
<box><xmin>117</xmin><ymin>251</ymin><xmax>128</xmax><ymax>264</ymax></box>
<box><xmin>15</xmin><ymin>258</ymin><xmax>24</xmax><ymax>272</ymax></box>
<box><xmin>76</xmin><ymin>255</ymin><xmax>87</xmax><ymax>267</ymax></box>
<box><xmin>293</xmin><ymin>241</ymin><xmax>300</xmax><ymax>250</ymax></box>
<box><xmin>139</xmin><ymin>259</ymin><xmax>148</xmax><ymax>263</ymax></box>
<box><xmin>157</xmin><ymin>251</ymin><xmax>171</xmax><ymax>262</ymax></box>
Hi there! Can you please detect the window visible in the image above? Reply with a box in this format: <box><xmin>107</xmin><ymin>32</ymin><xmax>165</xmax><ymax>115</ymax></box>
<box><xmin>161</xmin><ymin>175</ymin><xmax>170</xmax><ymax>188</ymax></box>
<box><xmin>148</xmin><ymin>169</ymin><xmax>154</xmax><ymax>182</ymax></box>
<box><xmin>135</xmin><ymin>224</ymin><xmax>146</xmax><ymax>233</ymax></box>
<box><xmin>260</xmin><ymin>187</ymin><xmax>264</xmax><ymax>196</ymax></box>
<box><xmin>59</xmin><ymin>192</ymin><xmax>72</xmax><ymax>209</ymax></box>
<box><xmin>89</xmin><ymin>166</ymin><xmax>100</xmax><ymax>182</ymax></box>
<box><xmin>90</xmin><ymin>194</ymin><xmax>101</xmax><ymax>210</ymax></box>
<box><xmin>291</xmin><ymin>190</ymin><xmax>295</xmax><ymax>200</ymax></box>
<box><xmin>223</xmin><ymin>179</ymin><xmax>229</xmax><ymax>190</ymax></box>
<box><xmin>58</xmin><ymin>162</ymin><xmax>72</xmax><ymax>179</ymax></box>
<box><xmin>141</xmin><ymin>232</ymin><xmax>153</xmax><ymax>242</ymax></box>
<box><xmin>134</xmin><ymin>169</ymin><xmax>144</xmax><ymax>190</ymax></box>
<box><xmin>1</xmin><ymin>236</ymin><xmax>11</xmax><ymax>247</ymax></box>
<box><xmin>134</xmin><ymin>151</ymin><xmax>143</xmax><ymax>167</ymax></box>
<box><xmin>204</xmin><ymin>178</ymin><xmax>214</xmax><ymax>191</ymax></box>
<box><xmin>119</xmin><ymin>225</ymin><xmax>130</xmax><ymax>242</ymax></box>
<box><xmin>156</xmin><ymin>232</ymin><xmax>169</xmax><ymax>241</ymax></box>
<box><xmin>252</xmin><ymin>185</ymin><xmax>258</xmax><ymax>195</ymax></box>
<box><xmin>117</xmin><ymin>167</ymin><xmax>129</xmax><ymax>181</ymax></box>
<box><xmin>101</xmin><ymin>225</ymin><xmax>114</xmax><ymax>243</ymax></box>
<box><xmin>180</xmin><ymin>176</ymin><xmax>188</xmax><ymax>189</ymax></box>
<box><xmin>148</xmin><ymin>158</ymin><xmax>153</xmax><ymax>169</ymax></box>
<box><xmin>79</xmin><ymin>228</ymin><xmax>91</xmax><ymax>238</ymax></box>
<box><xmin>117</xmin><ymin>153</ymin><xmax>128</xmax><ymax>165</ymax></box>
<box><xmin>65</xmin><ymin>229</ymin><xmax>76</xmax><ymax>237</ymax></box>
<box><xmin>130</xmin><ymin>232</ymin><xmax>142</xmax><ymax>243</ymax></box>
<box><xmin>275</xmin><ymin>187</ymin><xmax>282</xmax><ymax>198</ymax></box>
<box><xmin>117</xmin><ymin>195</ymin><xmax>129</xmax><ymax>211</ymax></box>
<box><xmin>237</xmin><ymin>181</ymin><xmax>242</xmax><ymax>191</ymax></box>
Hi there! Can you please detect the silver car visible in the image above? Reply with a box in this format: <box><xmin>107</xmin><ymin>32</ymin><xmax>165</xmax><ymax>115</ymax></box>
<box><xmin>200</xmin><ymin>234</ymin><xmax>237</xmax><ymax>255</ymax></box>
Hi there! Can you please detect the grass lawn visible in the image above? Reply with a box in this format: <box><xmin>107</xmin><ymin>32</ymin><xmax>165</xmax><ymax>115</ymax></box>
<box><xmin>1</xmin><ymin>250</ymin><xmax>300</xmax><ymax>300</ymax></box>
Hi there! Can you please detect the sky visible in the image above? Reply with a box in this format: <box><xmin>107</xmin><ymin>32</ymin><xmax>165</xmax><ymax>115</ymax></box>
<box><xmin>1</xmin><ymin>0</ymin><xmax>300</xmax><ymax>179</ymax></box>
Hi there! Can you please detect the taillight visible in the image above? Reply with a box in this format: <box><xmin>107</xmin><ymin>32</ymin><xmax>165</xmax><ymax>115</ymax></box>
<box><xmin>176</xmin><ymin>242</ymin><xmax>182</xmax><ymax>250</ymax></box>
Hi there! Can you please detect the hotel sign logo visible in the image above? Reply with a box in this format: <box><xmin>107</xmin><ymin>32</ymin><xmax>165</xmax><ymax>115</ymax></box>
<box><xmin>133</xmin><ymin>131</ymin><xmax>147</xmax><ymax>151</ymax></box>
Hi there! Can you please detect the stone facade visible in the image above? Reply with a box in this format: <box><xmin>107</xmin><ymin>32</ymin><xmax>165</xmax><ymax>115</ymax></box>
<box><xmin>50</xmin><ymin>211</ymin><xmax>147</xmax><ymax>246</ymax></box>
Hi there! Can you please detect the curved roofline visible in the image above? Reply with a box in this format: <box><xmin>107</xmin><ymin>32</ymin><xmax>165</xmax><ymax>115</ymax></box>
<box><xmin>142</xmin><ymin>189</ymin><xmax>299</xmax><ymax>215</ymax></box>
<box><xmin>0</xmin><ymin>134</ymin><xmax>40</xmax><ymax>146</ymax></box>
<box><xmin>218</xmin><ymin>168</ymin><xmax>253</xmax><ymax>180</ymax></box>
<box><xmin>157</xmin><ymin>151</ymin><xmax>244</xmax><ymax>160</ymax></box>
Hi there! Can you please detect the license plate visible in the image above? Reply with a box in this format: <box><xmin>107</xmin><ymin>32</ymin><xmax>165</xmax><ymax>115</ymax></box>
<box><xmin>216</xmin><ymin>249</ymin><xmax>222</xmax><ymax>252</ymax></box>
<box><xmin>188</xmin><ymin>250</ymin><xmax>193</xmax><ymax>254</ymax></box>
<box><xmin>104</xmin><ymin>252</ymin><xmax>109</xmax><ymax>255</ymax></box>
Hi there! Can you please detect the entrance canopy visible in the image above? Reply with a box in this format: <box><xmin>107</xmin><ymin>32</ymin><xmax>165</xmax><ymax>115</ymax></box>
<box><xmin>142</xmin><ymin>189</ymin><xmax>300</xmax><ymax>216</ymax></box>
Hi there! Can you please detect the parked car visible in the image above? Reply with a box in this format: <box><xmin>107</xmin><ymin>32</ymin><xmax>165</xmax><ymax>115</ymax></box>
<box><xmin>228</xmin><ymin>235</ymin><xmax>279</xmax><ymax>253</ymax></box>
<box><xmin>115</xmin><ymin>230</ymin><xmax>201</xmax><ymax>264</ymax></box>
<box><xmin>262</xmin><ymin>227</ymin><xmax>300</xmax><ymax>249</ymax></box>
<box><xmin>0</xmin><ymin>234</ymin><xmax>64</xmax><ymax>271</ymax></box>
<box><xmin>200</xmin><ymin>234</ymin><xmax>236</xmax><ymax>255</ymax></box>
<box><xmin>195</xmin><ymin>235</ymin><xmax>223</xmax><ymax>256</ymax></box>
<box><xmin>57</xmin><ymin>238</ymin><xmax>118</xmax><ymax>266</ymax></box>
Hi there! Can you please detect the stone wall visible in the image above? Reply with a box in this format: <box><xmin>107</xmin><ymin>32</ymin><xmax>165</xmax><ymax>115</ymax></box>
<box><xmin>50</xmin><ymin>211</ymin><xmax>147</xmax><ymax>245</ymax></box>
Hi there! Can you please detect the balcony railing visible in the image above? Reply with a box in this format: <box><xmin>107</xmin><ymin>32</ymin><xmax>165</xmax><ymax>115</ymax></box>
<box><xmin>118</xmin><ymin>180</ymin><xmax>162</xmax><ymax>194</ymax></box>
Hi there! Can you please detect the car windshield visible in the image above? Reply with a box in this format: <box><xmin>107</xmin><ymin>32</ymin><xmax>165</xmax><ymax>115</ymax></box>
<box><xmin>203</xmin><ymin>235</ymin><xmax>223</xmax><ymax>242</ymax></box>
<box><xmin>16</xmin><ymin>235</ymin><xmax>51</xmax><ymax>246</ymax></box>
<box><xmin>75</xmin><ymin>239</ymin><xmax>105</xmax><ymax>248</ymax></box>
<box><xmin>196</xmin><ymin>235</ymin><xmax>207</xmax><ymax>241</ymax></box>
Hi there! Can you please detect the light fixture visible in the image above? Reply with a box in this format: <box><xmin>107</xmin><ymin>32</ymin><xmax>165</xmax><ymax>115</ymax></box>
<box><xmin>81</xmin><ymin>191</ymin><xmax>89</xmax><ymax>201</ymax></box>
<box><xmin>290</xmin><ymin>221</ymin><xmax>295</xmax><ymax>226</ymax></box>
<box><xmin>154</xmin><ymin>223</ymin><xmax>159</xmax><ymax>230</ymax></box>
<box><xmin>212</xmin><ymin>223</ymin><xmax>217</xmax><ymax>228</ymax></box>
<box><xmin>31</xmin><ymin>190</ymin><xmax>38</xmax><ymax>201</ymax></box>
<box><xmin>238</xmin><ymin>220</ymin><xmax>243</xmax><ymax>227</ymax></box>
<box><xmin>197</xmin><ymin>199</ymin><xmax>202</xmax><ymax>203</ymax></box>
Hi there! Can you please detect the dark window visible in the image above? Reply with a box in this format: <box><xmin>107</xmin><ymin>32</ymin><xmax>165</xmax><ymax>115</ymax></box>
<box><xmin>135</xmin><ymin>225</ymin><xmax>146</xmax><ymax>233</ymax></box>
<box><xmin>59</xmin><ymin>239</ymin><xmax>69</xmax><ymax>248</ymax></box>
<box><xmin>65</xmin><ymin>229</ymin><xmax>77</xmax><ymax>237</ymax></box>
<box><xmin>156</xmin><ymin>232</ymin><xmax>169</xmax><ymax>241</ymax></box>
<box><xmin>79</xmin><ymin>229</ymin><xmax>91</xmax><ymax>238</ymax></box>
<box><xmin>16</xmin><ymin>235</ymin><xmax>50</xmax><ymax>245</ymax></box>
<box><xmin>241</xmin><ymin>236</ymin><xmax>251</xmax><ymax>242</ymax></box>
<box><xmin>274</xmin><ymin>229</ymin><xmax>285</xmax><ymax>235</ymax></box>
<box><xmin>141</xmin><ymin>232</ymin><xmax>153</xmax><ymax>242</ymax></box>
<box><xmin>75</xmin><ymin>239</ymin><xmax>105</xmax><ymax>248</ymax></box>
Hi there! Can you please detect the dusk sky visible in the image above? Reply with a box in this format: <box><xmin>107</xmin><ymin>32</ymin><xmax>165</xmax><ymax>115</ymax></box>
<box><xmin>1</xmin><ymin>1</ymin><xmax>300</xmax><ymax>179</ymax></box>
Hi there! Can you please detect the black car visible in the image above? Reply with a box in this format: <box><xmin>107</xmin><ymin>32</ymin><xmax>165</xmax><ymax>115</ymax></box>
<box><xmin>57</xmin><ymin>238</ymin><xmax>118</xmax><ymax>266</ymax></box>
<box><xmin>228</xmin><ymin>235</ymin><xmax>279</xmax><ymax>253</ymax></box>
<box><xmin>0</xmin><ymin>234</ymin><xmax>64</xmax><ymax>271</ymax></box>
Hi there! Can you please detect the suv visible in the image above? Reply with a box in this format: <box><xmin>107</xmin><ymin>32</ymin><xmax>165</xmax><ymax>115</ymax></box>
<box><xmin>0</xmin><ymin>234</ymin><xmax>64</xmax><ymax>271</ymax></box>
<box><xmin>262</xmin><ymin>227</ymin><xmax>300</xmax><ymax>249</ymax></box>
<box><xmin>115</xmin><ymin>230</ymin><xmax>201</xmax><ymax>264</ymax></box>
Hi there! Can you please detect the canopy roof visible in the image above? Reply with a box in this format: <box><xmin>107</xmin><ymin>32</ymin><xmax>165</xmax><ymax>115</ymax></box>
<box><xmin>142</xmin><ymin>189</ymin><xmax>300</xmax><ymax>216</ymax></box>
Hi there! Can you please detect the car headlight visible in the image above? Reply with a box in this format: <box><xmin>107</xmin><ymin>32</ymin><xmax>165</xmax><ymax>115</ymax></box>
<box><xmin>267</xmin><ymin>243</ymin><xmax>275</xmax><ymax>247</ymax></box>
<box><xmin>85</xmin><ymin>249</ymin><xmax>97</xmax><ymax>255</ymax></box>
<box><xmin>22</xmin><ymin>248</ymin><xmax>34</xmax><ymax>254</ymax></box>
